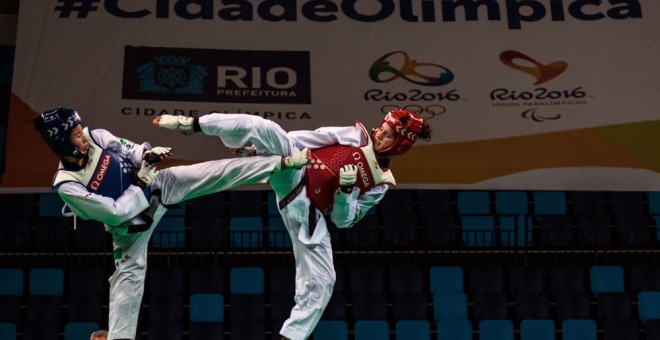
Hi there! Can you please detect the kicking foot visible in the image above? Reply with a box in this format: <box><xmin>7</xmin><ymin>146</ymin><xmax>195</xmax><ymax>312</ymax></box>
<box><xmin>153</xmin><ymin>115</ymin><xmax>195</xmax><ymax>136</ymax></box>
<box><xmin>275</xmin><ymin>148</ymin><xmax>311</xmax><ymax>172</ymax></box>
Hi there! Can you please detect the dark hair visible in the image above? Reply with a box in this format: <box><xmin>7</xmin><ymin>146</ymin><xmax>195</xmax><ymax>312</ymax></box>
<box><xmin>419</xmin><ymin>121</ymin><xmax>432</xmax><ymax>141</ymax></box>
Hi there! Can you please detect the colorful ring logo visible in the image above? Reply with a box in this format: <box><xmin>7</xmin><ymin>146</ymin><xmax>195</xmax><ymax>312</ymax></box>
<box><xmin>369</xmin><ymin>51</ymin><xmax>454</xmax><ymax>87</ymax></box>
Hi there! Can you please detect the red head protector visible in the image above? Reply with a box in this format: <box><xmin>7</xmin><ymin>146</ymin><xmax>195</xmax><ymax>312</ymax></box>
<box><xmin>373</xmin><ymin>108</ymin><xmax>424</xmax><ymax>156</ymax></box>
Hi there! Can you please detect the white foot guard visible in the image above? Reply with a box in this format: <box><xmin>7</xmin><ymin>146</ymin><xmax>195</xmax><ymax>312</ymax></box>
<box><xmin>157</xmin><ymin>115</ymin><xmax>195</xmax><ymax>136</ymax></box>
<box><xmin>275</xmin><ymin>148</ymin><xmax>311</xmax><ymax>172</ymax></box>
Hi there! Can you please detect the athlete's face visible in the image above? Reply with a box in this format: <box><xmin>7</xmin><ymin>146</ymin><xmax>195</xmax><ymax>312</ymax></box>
<box><xmin>373</xmin><ymin>123</ymin><xmax>397</xmax><ymax>152</ymax></box>
<box><xmin>68</xmin><ymin>125</ymin><xmax>89</xmax><ymax>155</ymax></box>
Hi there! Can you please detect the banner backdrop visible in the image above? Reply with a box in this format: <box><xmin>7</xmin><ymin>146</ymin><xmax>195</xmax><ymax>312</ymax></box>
<box><xmin>3</xmin><ymin>0</ymin><xmax>660</xmax><ymax>190</ymax></box>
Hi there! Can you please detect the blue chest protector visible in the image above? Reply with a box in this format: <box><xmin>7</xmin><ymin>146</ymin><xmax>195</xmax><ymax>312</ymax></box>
<box><xmin>52</xmin><ymin>128</ymin><xmax>135</xmax><ymax>197</ymax></box>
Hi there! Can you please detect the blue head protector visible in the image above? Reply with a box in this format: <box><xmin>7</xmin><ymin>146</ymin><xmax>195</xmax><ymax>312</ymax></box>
<box><xmin>39</xmin><ymin>107</ymin><xmax>84</xmax><ymax>158</ymax></box>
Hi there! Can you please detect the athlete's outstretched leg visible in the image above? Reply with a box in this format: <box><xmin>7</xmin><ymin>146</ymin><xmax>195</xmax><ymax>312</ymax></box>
<box><xmin>155</xmin><ymin>113</ymin><xmax>295</xmax><ymax>156</ymax></box>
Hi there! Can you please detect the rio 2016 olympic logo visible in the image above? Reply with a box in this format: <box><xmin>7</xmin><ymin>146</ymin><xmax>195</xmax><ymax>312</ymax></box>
<box><xmin>369</xmin><ymin>51</ymin><xmax>454</xmax><ymax>87</ymax></box>
<box><xmin>380</xmin><ymin>104</ymin><xmax>445</xmax><ymax>120</ymax></box>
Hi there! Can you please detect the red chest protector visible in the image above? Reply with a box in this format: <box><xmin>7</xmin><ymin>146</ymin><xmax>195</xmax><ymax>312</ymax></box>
<box><xmin>305</xmin><ymin>122</ymin><xmax>396</xmax><ymax>214</ymax></box>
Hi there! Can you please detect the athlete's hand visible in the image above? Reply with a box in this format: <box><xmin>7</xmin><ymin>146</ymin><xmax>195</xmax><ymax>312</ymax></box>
<box><xmin>144</xmin><ymin>147</ymin><xmax>172</xmax><ymax>164</ymax></box>
<box><xmin>339</xmin><ymin>164</ymin><xmax>358</xmax><ymax>187</ymax></box>
<box><xmin>137</xmin><ymin>161</ymin><xmax>158</xmax><ymax>187</ymax></box>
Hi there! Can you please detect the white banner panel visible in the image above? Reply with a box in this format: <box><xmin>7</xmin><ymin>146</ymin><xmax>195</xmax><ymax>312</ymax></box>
<box><xmin>3</xmin><ymin>0</ymin><xmax>660</xmax><ymax>189</ymax></box>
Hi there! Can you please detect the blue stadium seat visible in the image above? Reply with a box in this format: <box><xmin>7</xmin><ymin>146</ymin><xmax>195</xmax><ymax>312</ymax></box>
<box><xmin>190</xmin><ymin>294</ymin><xmax>224</xmax><ymax>322</ymax></box>
<box><xmin>430</xmin><ymin>266</ymin><xmax>463</xmax><ymax>294</ymax></box>
<box><xmin>0</xmin><ymin>323</ymin><xmax>16</xmax><ymax>340</ymax></box>
<box><xmin>0</xmin><ymin>268</ymin><xmax>23</xmax><ymax>296</ymax></box>
<box><xmin>355</xmin><ymin>320</ymin><xmax>389</xmax><ymax>340</ymax></box>
<box><xmin>230</xmin><ymin>267</ymin><xmax>264</xmax><ymax>294</ymax></box>
<box><xmin>433</xmin><ymin>293</ymin><xmax>468</xmax><ymax>321</ymax></box>
<box><xmin>313</xmin><ymin>320</ymin><xmax>348</xmax><ymax>340</ymax></box>
<box><xmin>267</xmin><ymin>191</ymin><xmax>279</xmax><ymax>216</ymax></box>
<box><xmin>229</xmin><ymin>216</ymin><xmax>263</xmax><ymax>248</ymax></box>
<box><xmin>0</xmin><ymin>269</ymin><xmax>22</xmax><ymax>324</ymax></box>
<box><xmin>638</xmin><ymin>291</ymin><xmax>660</xmax><ymax>322</ymax></box>
<box><xmin>533</xmin><ymin>191</ymin><xmax>567</xmax><ymax>215</ymax></box>
<box><xmin>151</xmin><ymin>216</ymin><xmax>185</xmax><ymax>248</ymax></box>
<box><xmin>268</xmin><ymin>216</ymin><xmax>291</xmax><ymax>248</ymax></box>
<box><xmin>64</xmin><ymin>322</ymin><xmax>99</xmax><ymax>340</ymax></box>
<box><xmin>648</xmin><ymin>191</ymin><xmax>660</xmax><ymax>240</ymax></box>
<box><xmin>495</xmin><ymin>191</ymin><xmax>532</xmax><ymax>246</ymax></box>
<box><xmin>479</xmin><ymin>319</ymin><xmax>514</xmax><ymax>340</ymax></box>
<box><xmin>395</xmin><ymin>320</ymin><xmax>430</xmax><ymax>340</ymax></box>
<box><xmin>458</xmin><ymin>191</ymin><xmax>490</xmax><ymax>214</ymax></box>
<box><xmin>38</xmin><ymin>192</ymin><xmax>65</xmax><ymax>217</ymax></box>
<box><xmin>458</xmin><ymin>192</ymin><xmax>493</xmax><ymax>247</ymax></box>
<box><xmin>30</xmin><ymin>268</ymin><xmax>63</xmax><ymax>296</ymax></box>
<box><xmin>520</xmin><ymin>319</ymin><xmax>554</xmax><ymax>340</ymax></box>
<box><xmin>562</xmin><ymin>319</ymin><xmax>597</xmax><ymax>340</ymax></box>
<box><xmin>461</xmin><ymin>216</ymin><xmax>495</xmax><ymax>247</ymax></box>
<box><xmin>590</xmin><ymin>265</ymin><xmax>624</xmax><ymax>295</ymax></box>
<box><xmin>437</xmin><ymin>319</ymin><xmax>471</xmax><ymax>340</ymax></box>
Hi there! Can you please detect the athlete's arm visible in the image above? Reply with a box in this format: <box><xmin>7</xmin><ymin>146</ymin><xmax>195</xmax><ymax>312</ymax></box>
<box><xmin>330</xmin><ymin>184</ymin><xmax>388</xmax><ymax>229</ymax></box>
<box><xmin>90</xmin><ymin>128</ymin><xmax>151</xmax><ymax>167</ymax></box>
<box><xmin>57</xmin><ymin>182</ymin><xmax>150</xmax><ymax>227</ymax></box>
<box><xmin>288</xmin><ymin>125</ymin><xmax>364</xmax><ymax>149</ymax></box>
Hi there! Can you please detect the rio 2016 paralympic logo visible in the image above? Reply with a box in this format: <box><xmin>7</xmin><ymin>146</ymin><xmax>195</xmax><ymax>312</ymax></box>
<box><xmin>499</xmin><ymin>50</ymin><xmax>567</xmax><ymax>85</ymax></box>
